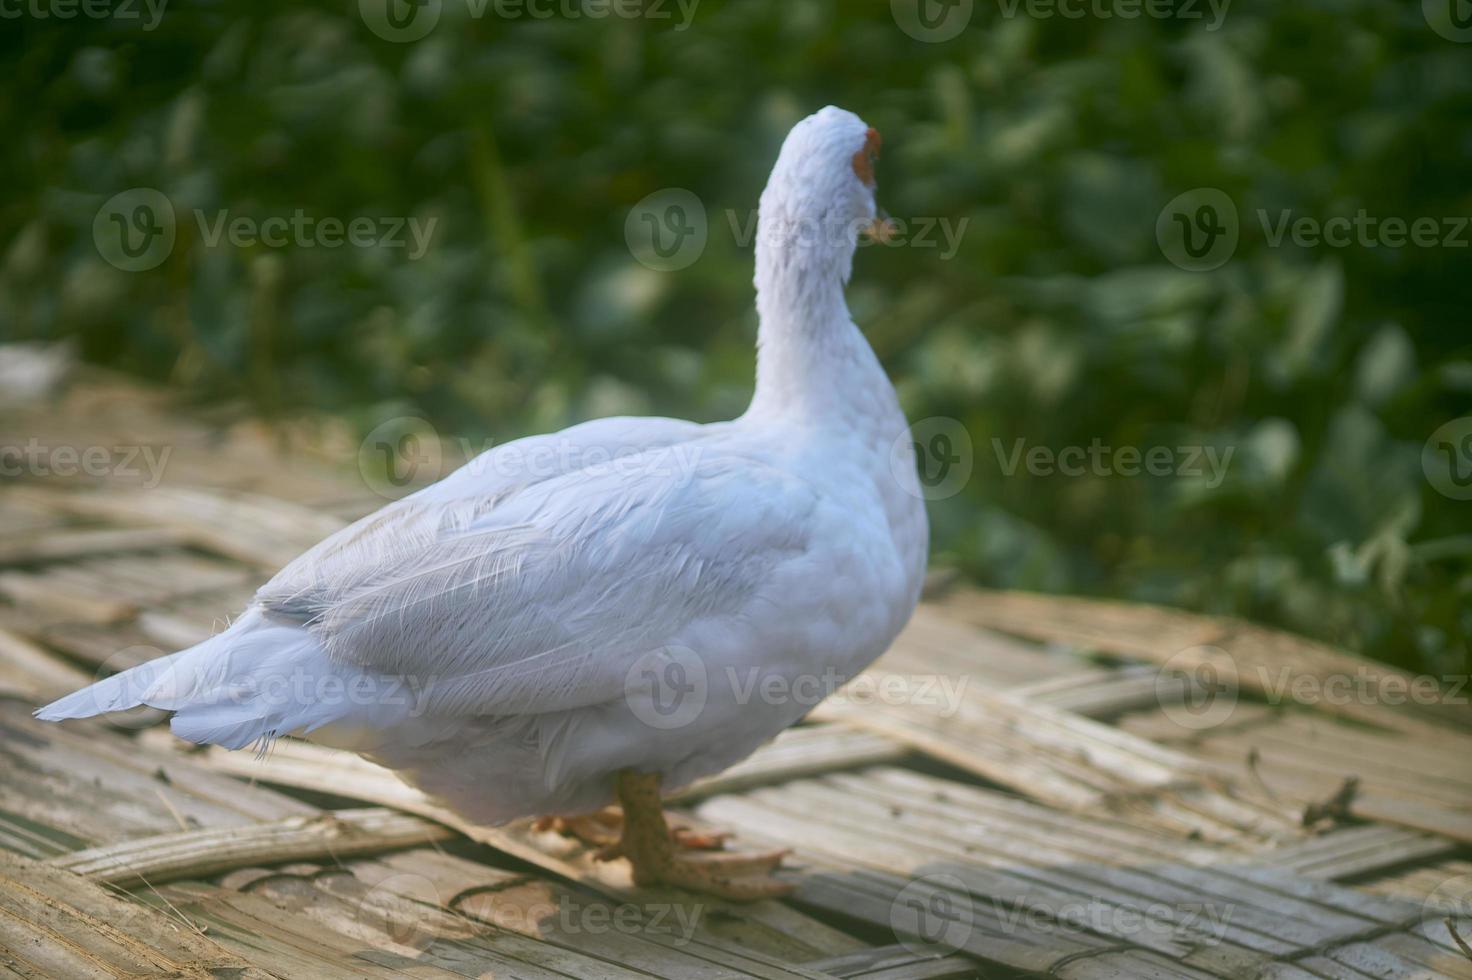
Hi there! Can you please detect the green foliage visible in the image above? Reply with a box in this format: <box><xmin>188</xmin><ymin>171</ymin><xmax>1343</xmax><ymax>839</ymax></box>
<box><xmin>2</xmin><ymin>0</ymin><xmax>1469</xmax><ymax>673</ymax></box>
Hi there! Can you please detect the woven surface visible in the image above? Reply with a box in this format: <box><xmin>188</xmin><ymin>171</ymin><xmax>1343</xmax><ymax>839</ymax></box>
<box><xmin>1</xmin><ymin>369</ymin><xmax>1469</xmax><ymax>979</ymax></box>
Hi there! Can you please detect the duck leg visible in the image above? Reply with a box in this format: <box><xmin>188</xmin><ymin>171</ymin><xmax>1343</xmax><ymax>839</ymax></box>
<box><xmin>607</xmin><ymin>769</ymin><xmax>796</xmax><ymax>901</ymax></box>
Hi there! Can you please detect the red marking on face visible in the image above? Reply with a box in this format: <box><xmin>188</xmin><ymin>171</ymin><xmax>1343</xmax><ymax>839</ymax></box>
<box><xmin>852</xmin><ymin>127</ymin><xmax>882</xmax><ymax>187</ymax></box>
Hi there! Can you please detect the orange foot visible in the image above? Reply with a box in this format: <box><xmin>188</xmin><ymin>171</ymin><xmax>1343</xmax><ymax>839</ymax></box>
<box><xmin>535</xmin><ymin>808</ymin><xmax>731</xmax><ymax>854</ymax></box>
<box><xmin>544</xmin><ymin>770</ymin><xmax>795</xmax><ymax>901</ymax></box>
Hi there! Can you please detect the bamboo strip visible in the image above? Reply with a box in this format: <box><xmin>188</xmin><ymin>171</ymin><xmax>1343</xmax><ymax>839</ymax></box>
<box><xmin>49</xmin><ymin>807</ymin><xmax>453</xmax><ymax>886</ymax></box>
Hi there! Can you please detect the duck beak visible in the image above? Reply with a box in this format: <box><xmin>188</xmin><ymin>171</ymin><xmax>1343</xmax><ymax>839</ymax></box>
<box><xmin>863</xmin><ymin>206</ymin><xmax>898</xmax><ymax>244</ymax></box>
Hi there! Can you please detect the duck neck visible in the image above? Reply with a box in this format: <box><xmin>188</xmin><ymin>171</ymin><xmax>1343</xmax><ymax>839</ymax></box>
<box><xmin>746</xmin><ymin>213</ymin><xmax>876</xmax><ymax>423</ymax></box>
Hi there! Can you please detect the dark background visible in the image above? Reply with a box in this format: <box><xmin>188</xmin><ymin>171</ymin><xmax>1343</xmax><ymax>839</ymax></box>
<box><xmin>2</xmin><ymin>0</ymin><xmax>1469</xmax><ymax>674</ymax></box>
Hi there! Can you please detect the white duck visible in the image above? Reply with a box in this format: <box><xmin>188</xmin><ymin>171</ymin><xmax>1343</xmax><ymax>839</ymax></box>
<box><xmin>39</xmin><ymin>106</ymin><xmax>929</xmax><ymax>899</ymax></box>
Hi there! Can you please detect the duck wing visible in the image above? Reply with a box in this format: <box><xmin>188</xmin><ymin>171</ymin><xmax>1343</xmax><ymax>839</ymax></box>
<box><xmin>256</xmin><ymin>422</ymin><xmax>816</xmax><ymax>719</ymax></box>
